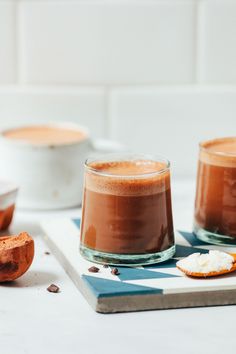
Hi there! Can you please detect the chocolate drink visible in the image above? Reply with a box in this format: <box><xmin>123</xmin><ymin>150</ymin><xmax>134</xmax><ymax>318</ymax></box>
<box><xmin>80</xmin><ymin>159</ymin><xmax>174</xmax><ymax>255</ymax></box>
<box><xmin>3</xmin><ymin>125</ymin><xmax>86</xmax><ymax>145</ymax></box>
<box><xmin>195</xmin><ymin>137</ymin><xmax>236</xmax><ymax>237</ymax></box>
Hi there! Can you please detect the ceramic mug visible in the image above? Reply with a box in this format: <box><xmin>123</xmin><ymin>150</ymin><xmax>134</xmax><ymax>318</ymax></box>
<box><xmin>0</xmin><ymin>122</ymin><xmax>124</xmax><ymax>210</ymax></box>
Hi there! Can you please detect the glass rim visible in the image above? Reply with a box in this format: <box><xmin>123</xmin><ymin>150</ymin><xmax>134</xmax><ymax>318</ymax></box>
<box><xmin>84</xmin><ymin>152</ymin><xmax>170</xmax><ymax>178</ymax></box>
<box><xmin>199</xmin><ymin>137</ymin><xmax>236</xmax><ymax>158</ymax></box>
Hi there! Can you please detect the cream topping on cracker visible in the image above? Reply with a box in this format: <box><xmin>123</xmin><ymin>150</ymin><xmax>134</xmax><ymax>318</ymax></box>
<box><xmin>177</xmin><ymin>250</ymin><xmax>234</xmax><ymax>274</ymax></box>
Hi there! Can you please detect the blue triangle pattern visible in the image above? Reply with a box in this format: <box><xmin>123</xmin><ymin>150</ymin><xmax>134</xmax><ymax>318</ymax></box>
<box><xmin>115</xmin><ymin>267</ymin><xmax>180</xmax><ymax>281</ymax></box>
<box><xmin>175</xmin><ymin>244</ymin><xmax>208</xmax><ymax>258</ymax></box>
<box><xmin>144</xmin><ymin>258</ymin><xmax>178</xmax><ymax>269</ymax></box>
<box><xmin>72</xmin><ymin>218</ymin><xmax>81</xmax><ymax>229</ymax></box>
<box><xmin>178</xmin><ymin>230</ymin><xmax>211</xmax><ymax>246</ymax></box>
<box><xmin>82</xmin><ymin>275</ymin><xmax>163</xmax><ymax>298</ymax></box>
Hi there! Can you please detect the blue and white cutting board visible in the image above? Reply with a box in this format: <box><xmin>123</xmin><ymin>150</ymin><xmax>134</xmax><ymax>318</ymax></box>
<box><xmin>41</xmin><ymin>218</ymin><xmax>236</xmax><ymax>313</ymax></box>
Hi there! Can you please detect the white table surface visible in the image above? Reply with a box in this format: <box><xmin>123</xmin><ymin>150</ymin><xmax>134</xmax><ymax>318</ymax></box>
<box><xmin>1</xmin><ymin>180</ymin><xmax>235</xmax><ymax>354</ymax></box>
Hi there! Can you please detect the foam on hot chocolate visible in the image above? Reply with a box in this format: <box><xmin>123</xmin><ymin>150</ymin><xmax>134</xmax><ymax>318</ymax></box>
<box><xmin>200</xmin><ymin>137</ymin><xmax>236</xmax><ymax>167</ymax></box>
<box><xmin>86</xmin><ymin>160</ymin><xmax>170</xmax><ymax>196</ymax></box>
<box><xmin>3</xmin><ymin>125</ymin><xmax>86</xmax><ymax>145</ymax></box>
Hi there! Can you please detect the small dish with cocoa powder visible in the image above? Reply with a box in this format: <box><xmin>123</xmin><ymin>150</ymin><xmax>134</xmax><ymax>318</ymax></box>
<box><xmin>0</xmin><ymin>181</ymin><xmax>18</xmax><ymax>231</ymax></box>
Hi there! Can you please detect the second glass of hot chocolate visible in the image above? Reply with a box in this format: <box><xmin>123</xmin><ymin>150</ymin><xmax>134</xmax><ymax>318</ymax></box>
<box><xmin>80</xmin><ymin>153</ymin><xmax>175</xmax><ymax>266</ymax></box>
<box><xmin>194</xmin><ymin>137</ymin><xmax>236</xmax><ymax>245</ymax></box>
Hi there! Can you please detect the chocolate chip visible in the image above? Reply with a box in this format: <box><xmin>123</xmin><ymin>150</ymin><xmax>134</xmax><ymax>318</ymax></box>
<box><xmin>88</xmin><ymin>266</ymin><xmax>99</xmax><ymax>273</ymax></box>
<box><xmin>44</xmin><ymin>251</ymin><xmax>50</xmax><ymax>255</ymax></box>
<box><xmin>103</xmin><ymin>264</ymin><xmax>109</xmax><ymax>268</ymax></box>
<box><xmin>47</xmin><ymin>284</ymin><xmax>60</xmax><ymax>293</ymax></box>
<box><xmin>111</xmin><ymin>268</ymin><xmax>120</xmax><ymax>275</ymax></box>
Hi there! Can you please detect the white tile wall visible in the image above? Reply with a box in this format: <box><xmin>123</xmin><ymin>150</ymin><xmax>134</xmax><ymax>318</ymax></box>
<box><xmin>0</xmin><ymin>0</ymin><xmax>235</xmax><ymax>177</ymax></box>
<box><xmin>0</xmin><ymin>87</ymin><xmax>106</xmax><ymax>137</ymax></box>
<box><xmin>18</xmin><ymin>0</ymin><xmax>195</xmax><ymax>84</ymax></box>
<box><xmin>202</xmin><ymin>0</ymin><xmax>236</xmax><ymax>83</ymax></box>
<box><xmin>0</xmin><ymin>1</ymin><xmax>16</xmax><ymax>84</ymax></box>
<box><xmin>110</xmin><ymin>87</ymin><xmax>236</xmax><ymax>177</ymax></box>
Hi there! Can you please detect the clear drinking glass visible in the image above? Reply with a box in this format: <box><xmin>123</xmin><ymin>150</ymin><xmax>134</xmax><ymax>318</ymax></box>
<box><xmin>80</xmin><ymin>153</ymin><xmax>175</xmax><ymax>266</ymax></box>
<box><xmin>194</xmin><ymin>137</ymin><xmax>236</xmax><ymax>245</ymax></box>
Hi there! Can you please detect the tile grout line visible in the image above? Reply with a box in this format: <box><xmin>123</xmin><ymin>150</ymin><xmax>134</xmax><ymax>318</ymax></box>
<box><xmin>192</xmin><ymin>0</ymin><xmax>198</xmax><ymax>84</ymax></box>
<box><xmin>11</xmin><ymin>0</ymin><xmax>18</xmax><ymax>85</ymax></box>
<box><xmin>14</xmin><ymin>0</ymin><xmax>20</xmax><ymax>84</ymax></box>
<box><xmin>195</xmin><ymin>0</ymin><xmax>207</xmax><ymax>84</ymax></box>
<box><xmin>12</xmin><ymin>0</ymin><xmax>18</xmax><ymax>85</ymax></box>
<box><xmin>15</xmin><ymin>0</ymin><xmax>24</xmax><ymax>85</ymax></box>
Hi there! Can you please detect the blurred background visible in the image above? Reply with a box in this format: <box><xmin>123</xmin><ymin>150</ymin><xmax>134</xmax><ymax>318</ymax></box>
<box><xmin>0</xmin><ymin>0</ymin><xmax>236</xmax><ymax>178</ymax></box>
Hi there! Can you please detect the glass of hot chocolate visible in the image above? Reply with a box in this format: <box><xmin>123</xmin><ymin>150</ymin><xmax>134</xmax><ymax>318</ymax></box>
<box><xmin>194</xmin><ymin>137</ymin><xmax>236</xmax><ymax>245</ymax></box>
<box><xmin>80</xmin><ymin>153</ymin><xmax>175</xmax><ymax>265</ymax></box>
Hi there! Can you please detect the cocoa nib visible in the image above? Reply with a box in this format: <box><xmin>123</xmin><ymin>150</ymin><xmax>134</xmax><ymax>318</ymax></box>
<box><xmin>47</xmin><ymin>284</ymin><xmax>60</xmax><ymax>293</ymax></box>
<box><xmin>88</xmin><ymin>266</ymin><xmax>99</xmax><ymax>273</ymax></box>
<box><xmin>111</xmin><ymin>268</ymin><xmax>120</xmax><ymax>276</ymax></box>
